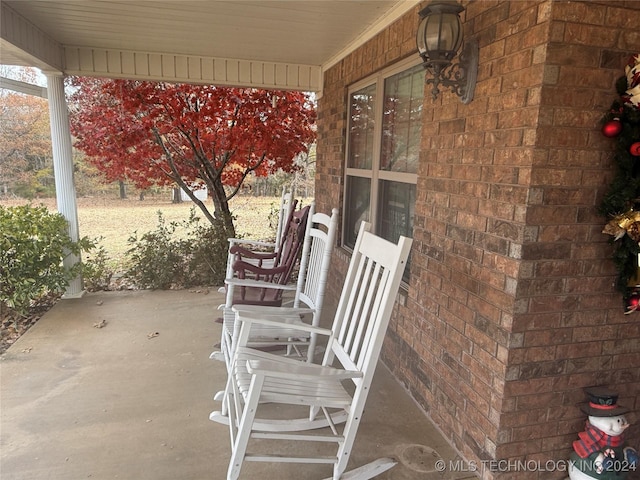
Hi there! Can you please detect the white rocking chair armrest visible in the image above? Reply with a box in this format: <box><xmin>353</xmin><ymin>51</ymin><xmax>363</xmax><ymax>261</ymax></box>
<box><xmin>224</xmin><ymin>277</ymin><xmax>298</xmax><ymax>291</ymax></box>
<box><xmin>237</xmin><ymin>314</ymin><xmax>331</xmax><ymax>337</ymax></box>
<box><xmin>246</xmin><ymin>357</ymin><xmax>363</xmax><ymax>381</ymax></box>
<box><xmin>232</xmin><ymin>304</ymin><xmax>315</xmax><ymax>317</ymax></box>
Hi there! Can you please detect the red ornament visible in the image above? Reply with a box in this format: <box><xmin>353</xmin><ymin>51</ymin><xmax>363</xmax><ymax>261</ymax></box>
<box><xmin>625</xmin><ymin>292</ymin><xmax>640</xmax><ymax>314</ymax></box>
<box><xmin>625</xmin><ymin>289</ymin><xmax>640</xmax><ymax>314</ymax></box>
<box><xmin>602</xmin><ymin>118</ymin><xmax>623</xmax><ymax>137</ymax></box>
<box><xmin>631</xmin><ymin>142</ymin><xmax>640</xmax><ymax>156</ymax></box>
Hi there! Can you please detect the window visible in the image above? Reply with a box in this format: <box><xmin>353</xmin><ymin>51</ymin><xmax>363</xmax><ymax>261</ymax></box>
<box><xmin>344</xmin><ymin>59</ymin><xmax>423</xmax><ymax>280</ymax></box>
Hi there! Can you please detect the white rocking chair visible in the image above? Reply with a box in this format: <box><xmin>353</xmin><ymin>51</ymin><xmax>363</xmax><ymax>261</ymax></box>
<box><xmin>214</xmin><ymin>222</ymin><xmax>412</xmax><ymax>480</ymax></box>
<box><xmin>211</xmin><ymin>205</ymin><xmax>338</xmax><ymax>371</ymax></box>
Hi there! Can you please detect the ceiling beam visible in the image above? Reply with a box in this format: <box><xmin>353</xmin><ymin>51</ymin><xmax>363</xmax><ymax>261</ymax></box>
<box><xmin>0</xmin><ymin>76</ymin><xmax>48</xmax><ymax>98</ymax></box>
<box><xmin>0</xmin><ymin>3</ymin><xmax>63</xmax><ymax>74</ymax></box>
<box><xmin>63</xmin><ymin>47</ymin><xmax>323</xmax><ymax>93</ymax></box>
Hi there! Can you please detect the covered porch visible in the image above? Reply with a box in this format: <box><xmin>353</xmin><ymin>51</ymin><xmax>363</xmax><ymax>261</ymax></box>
<box><xmin>0</xmin><ymin>2</ymin><xmax>464</xmax><ymax>477</ymax></box>
<box><xmin>0</xmin><ymin>289</ymin><xmax>472</xmax><ymax>480</ymax></box>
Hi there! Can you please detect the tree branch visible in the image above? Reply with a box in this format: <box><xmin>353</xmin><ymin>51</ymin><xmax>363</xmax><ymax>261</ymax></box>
<box><xmin>151</xmin><ymin>128</ymin><xmax>217</xmax><ymax>225</ymax></box>
<box><xmin>226</xmin><ymin>152</ymin><xmax>268</xmax><ymax>202</ymax></box>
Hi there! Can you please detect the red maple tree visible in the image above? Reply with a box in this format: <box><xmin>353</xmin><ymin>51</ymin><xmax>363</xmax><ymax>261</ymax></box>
<box><xmin>68</xmin><ymin>78</ymin><xmax>316</xmax><ymax>236</ymax></box>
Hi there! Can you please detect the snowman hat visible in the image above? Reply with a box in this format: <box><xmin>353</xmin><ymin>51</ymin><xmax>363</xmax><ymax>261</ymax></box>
<box><xmin>579</xmin><ymin>386</ymin><xmax>630</xmax><ymax>417</ymax></box>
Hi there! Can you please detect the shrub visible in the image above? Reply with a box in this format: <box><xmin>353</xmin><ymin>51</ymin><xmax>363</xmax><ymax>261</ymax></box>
<box><xmin>186</xmin><ymin>215</ymin><xmax>229</xmax><ymax>287</ymax></box>
<box><xmin>0</xmin><ymin>204</ymin><xmax>93</xmax><ymax>315</ymax></box>
<box><xmin>82</xmin><ymin>237</ymin><xmax>114</xmax><ymax>291</ymax></box>
<box><xmin>125</xmin><ymin>209</ymin><xmax>227</xmax><ymax>289</ymax></box>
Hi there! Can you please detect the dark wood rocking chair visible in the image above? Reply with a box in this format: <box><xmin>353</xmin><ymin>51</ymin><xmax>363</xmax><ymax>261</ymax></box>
<box><xmin>227</xmin><ymin>203</ymin><xmax>310</xmax><ymax>306</ymax></box>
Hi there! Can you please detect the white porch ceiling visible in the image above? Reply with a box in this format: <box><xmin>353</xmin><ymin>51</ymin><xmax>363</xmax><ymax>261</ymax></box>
<box><xmin>0</xmin><ymin>0</ymin><xmax>420</xmax><ymax>92</ymax></box>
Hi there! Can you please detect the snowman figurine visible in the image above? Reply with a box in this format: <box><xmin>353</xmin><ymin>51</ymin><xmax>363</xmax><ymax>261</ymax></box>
<box><xmin>569</xmin><ymin>387</ymin><xmax>638</xmax><ymax>480</ymax></box>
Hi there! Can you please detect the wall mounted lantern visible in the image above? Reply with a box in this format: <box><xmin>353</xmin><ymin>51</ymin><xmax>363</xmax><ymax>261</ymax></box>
<box><xmin>416</xmin><ymin>1</ymin><xmax>478</xmax><ymax>104</ymax></box>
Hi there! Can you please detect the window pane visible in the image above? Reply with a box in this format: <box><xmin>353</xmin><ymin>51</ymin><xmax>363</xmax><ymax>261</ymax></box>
<box><xmin>377</xmin><ymin>180</ymin><xmax>415</xmax><ymax>243</ymax></box>
<box><xmin>344</xmin><ymin>176</ymin><xmax>371</xmax><ymax>248</ymax></box>
<box><xmin>380</xmin><ymin>65</ymin><xmax>423</xmax><ymax>174</ymax></box>
<box><xmin>347</xmin><ymin>84</ymin><xmax>376</xmax><ymax>169</ymax></box>
<box><xmin>378</xmin><ymin>180</ymin><xmax>415</xmax><ymax>282</ymax></box>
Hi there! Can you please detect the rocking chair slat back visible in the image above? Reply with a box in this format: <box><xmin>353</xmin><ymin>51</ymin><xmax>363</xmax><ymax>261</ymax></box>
<box><xmin>294</xmin><ymin>210</ymin><xmax>337</xmax><ymax>311</ymax></box>
<box><xmin>273</xmin><ymin>187</ymin><xmax>295</xmax><ymax>257</ymax></box>
<box><xmin>328</xmin><ymin>225</ymin><xmax>410</xmax><ymax>374</ymax></box>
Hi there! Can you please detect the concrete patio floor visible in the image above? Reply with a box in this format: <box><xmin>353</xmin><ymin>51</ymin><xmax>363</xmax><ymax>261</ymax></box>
<box><xmin>1</xmin><ymin>289</ymin><xmax>475</xmax><ymax>480</ymax></box>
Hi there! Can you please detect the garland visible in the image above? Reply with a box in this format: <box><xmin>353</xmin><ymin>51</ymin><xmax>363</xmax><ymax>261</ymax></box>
<box><xmin>599</xmin><ymin>53</ymin><xmax>640</xmax><ymax>312</ymax></box>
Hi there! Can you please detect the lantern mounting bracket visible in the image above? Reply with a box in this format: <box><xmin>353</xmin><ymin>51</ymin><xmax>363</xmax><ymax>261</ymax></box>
<box><xmin>423</xmin><ymin>38</ymin><xmax>478</xmax><ymax>104</ymax></box>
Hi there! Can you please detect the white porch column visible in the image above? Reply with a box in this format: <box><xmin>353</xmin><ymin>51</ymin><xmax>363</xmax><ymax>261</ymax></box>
<box><xmin>46</xmin><ymin>73</ymin><xmax>84</xmax><ymax>297</ymax></box>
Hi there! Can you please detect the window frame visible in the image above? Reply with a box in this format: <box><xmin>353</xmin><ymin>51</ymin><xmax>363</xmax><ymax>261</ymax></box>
<box><xmin>342</xmin><ymin>56</ymin><xmax>422</xmax><ymax>254</ymax></box>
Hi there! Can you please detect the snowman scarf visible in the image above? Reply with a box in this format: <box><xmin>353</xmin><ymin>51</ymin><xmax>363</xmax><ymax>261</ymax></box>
<box><xmin>573</xmin><ymin>420</ymin><xmax>624</xmax><ymax>458</ymax></box>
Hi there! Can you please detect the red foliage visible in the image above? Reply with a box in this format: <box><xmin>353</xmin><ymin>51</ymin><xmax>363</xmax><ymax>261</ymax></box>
<box><xmin>67</xmin><ymin>78</ymin><xmax>316</xmax><ymax>227</ymax></box>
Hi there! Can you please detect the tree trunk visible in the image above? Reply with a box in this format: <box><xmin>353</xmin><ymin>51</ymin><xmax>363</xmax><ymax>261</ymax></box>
<box><xmin>210</xmin><ymin>180</ymin><xmax>236</xmax><ymax>239</ymax></box>
<box><xmin>169</xmin><ymin>176</ymin><xmax>235</xmax><ymax>239</ymax></box>
<box><xmin>172</xmin><ymin>187</ymin><xmax>183</xmax><ymax>204</ymax></box>
<box><xmin>119</xmin><ymin>180</ymin><xmax>127</xmax><ymax>199</ymax></box>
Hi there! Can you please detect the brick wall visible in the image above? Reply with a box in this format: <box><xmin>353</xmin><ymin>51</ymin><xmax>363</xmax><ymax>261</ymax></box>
<box><xmin>500</xmin><ymin>1</ymin><xmax>640</xmax><ymax>477</ymax></box>
<box><xmin>316</xmin><ymin>1</ymin><xmax>640</xmax><ymax>479</ymax></box>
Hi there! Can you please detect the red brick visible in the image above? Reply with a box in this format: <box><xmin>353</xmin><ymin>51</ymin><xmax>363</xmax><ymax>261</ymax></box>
<box><xmin>563</xmin><ymin>23</ymin><xmax>618</xmax><ymax>48</ymax></box>
<box><xmin>553</xmin><ymin>341</ymin><xmax>603</xmax><ymax>359</ymax></box>
<box><xmin>551</xmin><ymin>1</ymin><xmax>608</xmax><ymax>24</ymax></box>
<box><xmin>533</xmin><ymin>259</ymin><xmax>581</xmax><ymax>276</ymax></box>
<box><xmin>613</xmin><ymin>352</ymin><xmax>640</xmax><ymax>368</ymax></box>
<box><xmin>472</xmin><ymin>265</ymin><xmax>507</xmax><ymax>291</ymax></box>
<box><xmin>603</xmin><ymin>337</ymin><xmax>640</xmax><ymax>354</ymax></box>
<box><xmin>541</xmin><ymin>85</ymin><xmax>597</xmax><ymax>108</ymax></box>
<box><xmin>500</xmin><ymin>408</ymin><xmax>548</xmax><ymax>429</ymax></box>
<box><xmin>546</xmin><ymin>44</ymin><xmax>601</xmax><ymax>67</ymax></box>
<box><xmin>496</xmin><ymin>439</ymin><xmax>543</xmax><ymax>457</ymax></box>
<box><xmin>524</xmin><ymin>328</ymin><xmax>572</xmax><ymax>347</ymax></box>
<box><xmin>490</xmin><ymin>184</ymin><xmax>529</xmax><ymax>203</ymax></box>
<box><xmin>558</xmin><ymin>64</ymin><xmax>617</xmax><ymax>89</ymax></box>
<box><xmin>511</xmin><ymin>421</ymin><xmax>558</xmax><ymax>441</ymax></box>
<box><xmin>504</xmin><ymin>23</ymin><xmax>550</xmax><ymax>51</ymax></box>
<box><xmin>484</xmin><ymin>128</ymin><xmax>525</xmax><ymax>147</ymax></box>
<box><xmin>494</xmin><ymin>147</ymin><xmax>534</xmax><ymax>165</ymax></box>
<box><xmin>620</xmin><ymin>29</ymin><xmax>640</xmax><ymax>51</ymax></box>
<box><xmin>566</xmin><ymin>355</ymin><xmax>613</xmax><ymax>374</ymax></box>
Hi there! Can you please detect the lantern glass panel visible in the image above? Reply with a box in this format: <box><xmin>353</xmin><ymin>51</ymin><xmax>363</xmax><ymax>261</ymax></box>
<box><xmin>435</xmin><ymin>13</ymin><xmax>462</xmax><ymax>54</ymax></box>
<box><xmin>416</xmin><ymin>17</ymin><xmax>428</xmax><ymax>56</ymax></box>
